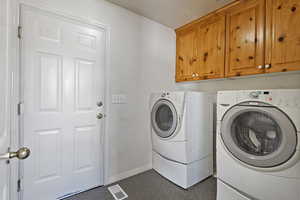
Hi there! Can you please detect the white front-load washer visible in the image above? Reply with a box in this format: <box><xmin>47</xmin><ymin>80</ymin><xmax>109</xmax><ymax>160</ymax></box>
<box><xmin>150</xmin><ymin>91</ymin><xmax>214</xmax><ymax>189</ymax></box>
<box><xmin>216</xmin><ymin>89</ymin><xmax>300</xmax><ymax>200</ymax></box>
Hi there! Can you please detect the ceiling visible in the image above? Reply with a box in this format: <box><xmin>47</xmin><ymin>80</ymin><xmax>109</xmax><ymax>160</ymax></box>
<box><xmin>106</xmin><ymin>0</ymin><xmax>234</xmax><ymax>29</ymax></box>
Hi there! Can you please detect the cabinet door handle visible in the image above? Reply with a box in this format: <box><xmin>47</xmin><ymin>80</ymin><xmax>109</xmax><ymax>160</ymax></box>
<box><xmin>257</xmin><ymin>65</ymin><xmax>264</xmax><ymax>69</ymax></box>
<box><xmin>265</xmin><ymin>64</ymin><xmax>271</xmax><ymax>69</ymax></box>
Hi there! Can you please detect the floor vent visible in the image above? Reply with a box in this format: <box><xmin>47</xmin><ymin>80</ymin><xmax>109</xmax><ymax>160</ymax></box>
<box><xmin>108</xmin><ymin>184</ymin><xmax>128</xmax><ymax>200</ymax></box>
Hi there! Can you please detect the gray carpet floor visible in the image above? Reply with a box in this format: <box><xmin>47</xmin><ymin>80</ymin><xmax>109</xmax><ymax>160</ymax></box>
<box><xmin>65</xmin><ymin>170</ymin><xmax>216</xmax><ymax>200</ymax></box>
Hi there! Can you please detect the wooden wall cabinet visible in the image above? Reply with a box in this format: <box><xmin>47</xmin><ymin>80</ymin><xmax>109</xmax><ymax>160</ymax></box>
<box><xmin>176</xmin><ymin>27</ymin><xmax>198</xmax><ymax>82</ymax></box>
<box><xmin>195</xmin><ymin>14</ymin><xmax>226</xmax><ymax>80</ymax></box>
<box><xmin>225</xmin><ymin>0</ymin><xmax>265</xmax><ymax>77</ymax></box>
<box><xmin>176</xmin><ymin>14</ymin><xmax>226</xmax><ymax>82</ymax></box>
<box><xmin>176</xmin><ymin>0</ymin><xmax>300</xmax><ymax>82</ymax></box>
<box><xmin>265</xmin><ymin>0</ymin><xmax>300</xmax><ymax>73</ymax></box>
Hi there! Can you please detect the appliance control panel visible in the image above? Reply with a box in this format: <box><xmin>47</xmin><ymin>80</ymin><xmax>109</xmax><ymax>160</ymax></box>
<box><xmin>248</xmin><ymin>91</ymin><xmax>272</xmax><ymax>99</ymax></box>
<box><xmin>242</xmin><ymin>90</ymin><xmax>300</xmax><ymax>108</ymax></box>
<box><xmin>242</xmin><ymin>90</ymin><xmax>274</xmax><ymax>102</ymax></box>
<box><xmin>159</xmin><ymin>92</ymin><xmax>185</xmax><ymax>105</ymax></box>
<box><xmin>161</xmin><ymin>92</ymin><xmax>170</xmax><ymax>98</ymax></box>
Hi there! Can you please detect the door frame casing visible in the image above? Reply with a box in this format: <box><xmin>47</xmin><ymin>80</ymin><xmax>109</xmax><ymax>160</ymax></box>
<box><xmin>7</xmin><ymin>1</ymin><xmax>111</xmax><ymax>199</ymax></box>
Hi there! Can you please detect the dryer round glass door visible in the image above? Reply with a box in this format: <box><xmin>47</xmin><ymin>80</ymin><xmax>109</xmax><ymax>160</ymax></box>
<box><xmin>221</xmin><ymin>104</ymin><xmax>297</xmax><ymax>168</ymax></box>
<box><xmin>151</xmin><ymin>99</ymin><xmax>178</xmax><ymax>139</ymax></box>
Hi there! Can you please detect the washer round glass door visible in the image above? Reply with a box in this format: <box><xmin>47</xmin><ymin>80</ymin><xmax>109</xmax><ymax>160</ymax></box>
<box><xmin>221</xmin><ymin>103</ymin><xmax>297</xmax><ymax>168</ymax></box>
<box><xmin>151</xmin><ymin>99</ymin><xmax>178</xmax><ymax>139</ymax></box>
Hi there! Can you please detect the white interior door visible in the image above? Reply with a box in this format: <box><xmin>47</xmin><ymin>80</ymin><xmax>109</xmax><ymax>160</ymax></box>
<box><xmin>20</xmin><ymin>5</ymin><xmax>106</xmax><ymax>200</ymax></box>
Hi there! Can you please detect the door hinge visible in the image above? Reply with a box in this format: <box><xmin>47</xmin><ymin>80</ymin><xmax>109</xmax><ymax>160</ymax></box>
<box><xmin>17</xmin><ymin>102</ymin><xmax>24</xmax><ymax>115</ymax></box>
<box><xmin>17</xmin><ymin>178</ymin><xmax>23</xmax><ymax>192</ymax></box>
<box><xmin>17</xmin><ymin>26</ymin><xmax>22</xmax><ymax>39</ymax></box>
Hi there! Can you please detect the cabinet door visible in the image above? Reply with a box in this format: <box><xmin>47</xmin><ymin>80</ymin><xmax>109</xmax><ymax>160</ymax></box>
<box><xmin>266</xmin><ymin>0</ymin><xmax>300</xmax><ymax>73</ymax></box>
<box><xmin>176</xmin><ymin>27</ymin><xmax>198</xmax><ymax>82</ymax></box>
<box><xmin>225</xmin><ymin>0</ymin><xmax>265</xmax><ymax>77</ymax></box>
<box><xmin>196</xmin><ymin>14</ymin><xmax>225</xmax><ymax>80</ymax></box>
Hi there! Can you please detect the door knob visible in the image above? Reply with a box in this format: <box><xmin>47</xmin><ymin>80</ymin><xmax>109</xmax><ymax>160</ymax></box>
<box><xmin>96</xmin><ymin>101</ymin><xmax>103</xmax><ymax>107</ymax></box>
<box><xmin>97</xmin><ymin>113</ymin><xmax>104</xmax><ymax>119</ymax></box>
<box><xmin>0</xmin><ymin>147</ymin><xmax>31</xmax><ymax>160</ymax></box>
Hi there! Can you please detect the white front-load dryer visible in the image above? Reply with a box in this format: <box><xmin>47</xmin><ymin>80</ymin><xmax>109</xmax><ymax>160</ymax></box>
<box><xmin>216</xmin><ymin>89</ymin><xmax>300</xmax><ymax>200</ymax></box>
<box><xmin>150</xmin><ymin>91</ymin><xmax>214</xmax><ymax>188</ymax></box>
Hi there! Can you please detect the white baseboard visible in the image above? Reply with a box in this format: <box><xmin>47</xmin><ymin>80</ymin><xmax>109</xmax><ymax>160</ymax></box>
<box><xmin>107</xmin><ymin>163</ymin><xmax>152</xmax><ymax>185</ymax></box>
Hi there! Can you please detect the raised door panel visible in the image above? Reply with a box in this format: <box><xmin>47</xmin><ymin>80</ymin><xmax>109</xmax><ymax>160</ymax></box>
<box><xmin>176</xmin><ymin>27</ymin><xmax>198</xmax><ymax>82</ymax></box>
<box><xmin>37</xmin><ymin>53</ymin><xmax>62</xmax><ymax>112</ymax></box>
<box><xmin>266</xmin><ymin>0</ymin><xmax>300</xmax><ymax>73</ymax></box>
<box><xmin>196</xmin><ymin>14</ymin><xmax>225</xmax><ymax>80</ymax></box>
<box><xmin>34</xmin><ymin>129</ymin><xmax>62</xmax><ymax>183</ymax></box>
<box><xmin>74</xmin><ymin>59</ymin><xmax>95</xmax><ymax>112</ymax></box>
<box><xmin>73</xmin><ymin>126</ymin><xmax>96</xmax><ymax>173</ymax></box>
<box><xmin>225</xmin><ymin>0</ymin><xmax>265</xmax><ymax>77</ymax></box>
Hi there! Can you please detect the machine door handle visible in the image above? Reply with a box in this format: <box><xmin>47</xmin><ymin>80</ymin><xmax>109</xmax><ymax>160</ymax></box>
<box><xmin>0</xmin><ymin>147</ymin><xmax>31</xmax><ymax>160</ymax></box>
